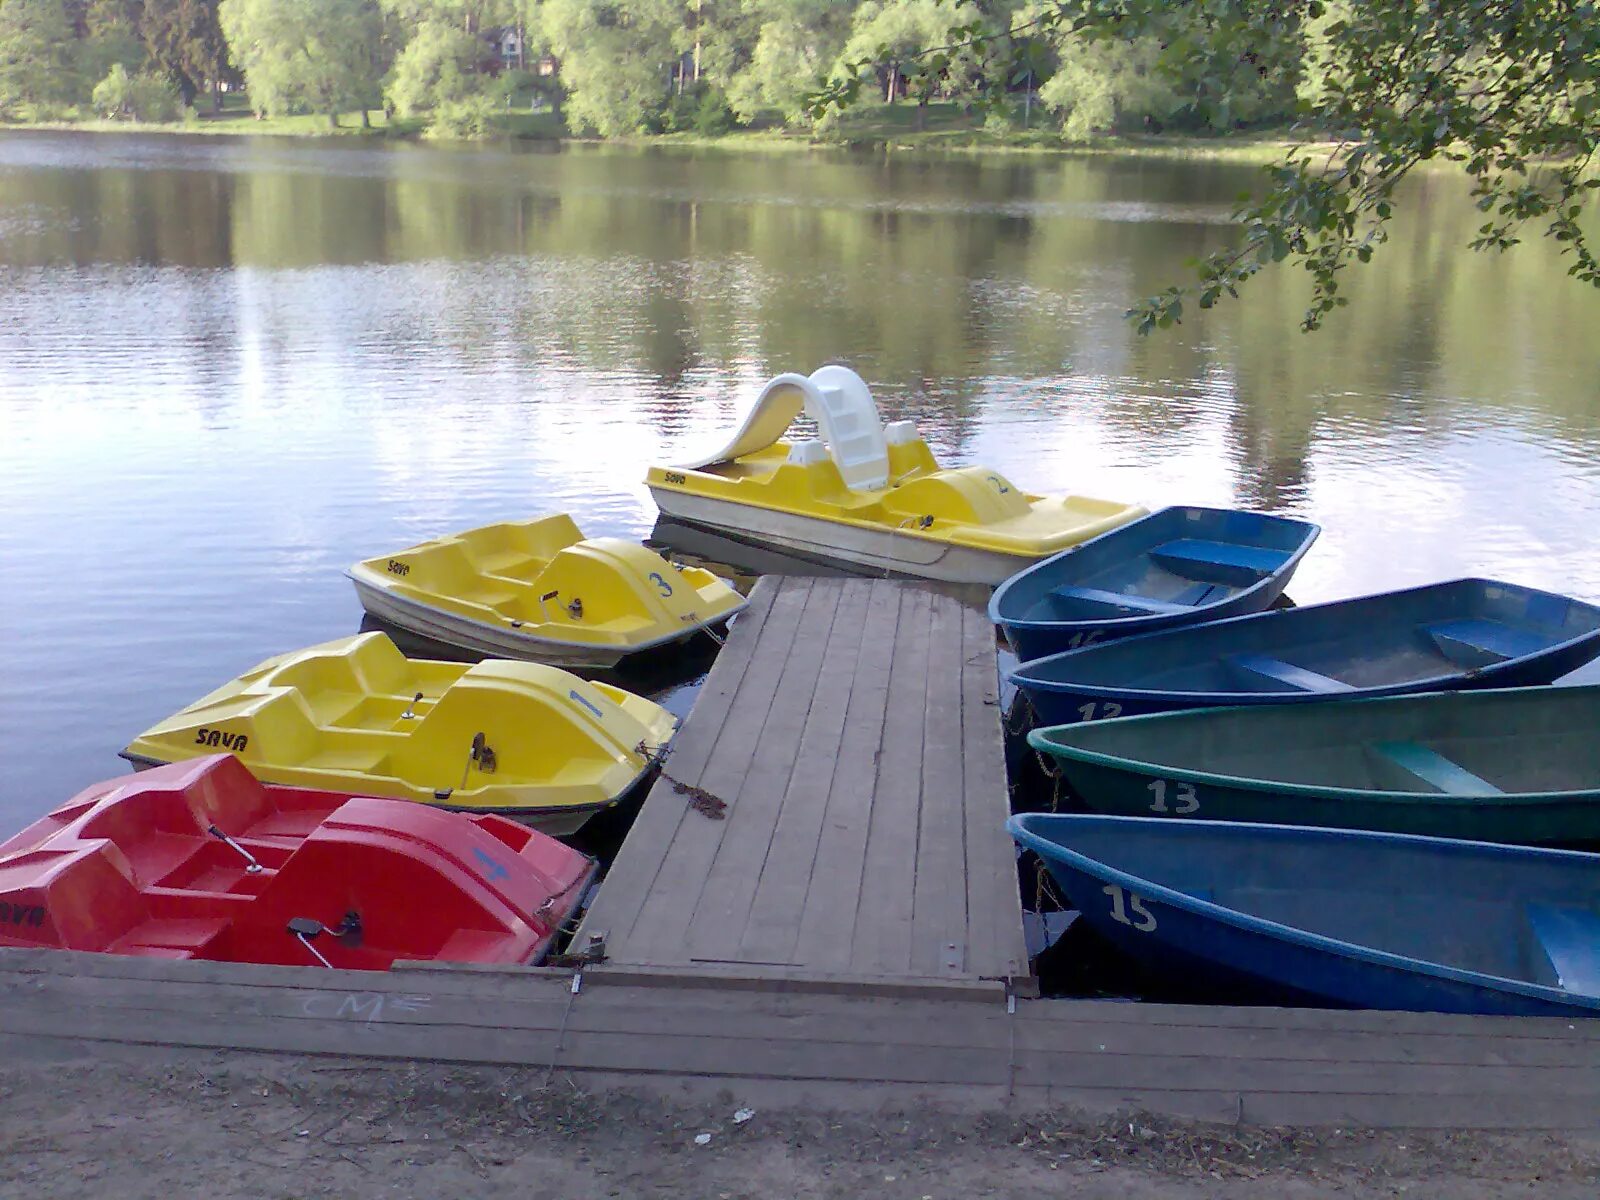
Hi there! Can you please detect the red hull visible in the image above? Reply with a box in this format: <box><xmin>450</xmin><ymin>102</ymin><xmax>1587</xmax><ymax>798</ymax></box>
<box><xmin>0</xmin><ymin>755</ymin><xmax>596</xmax><ymax>970</ymax></box>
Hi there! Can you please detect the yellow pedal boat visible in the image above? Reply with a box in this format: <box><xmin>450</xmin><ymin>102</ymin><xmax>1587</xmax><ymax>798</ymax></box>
<box><xmin>348</xmin><ymin>513</ymin><xmax>746</xmax><ymax>668</ymax></box>
<box><xmin>121</xmin><ymin>633</ymin><xmax>679</xmax><ymax>836</ymax></box>
<box><xmin>645</xmin><ymin>366</ymin><xmax>1146</xmax><ymax>584</ymax></box>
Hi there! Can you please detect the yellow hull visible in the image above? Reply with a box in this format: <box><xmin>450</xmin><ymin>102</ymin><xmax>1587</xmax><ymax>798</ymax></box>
<box><xmin>647</xmin><ymin>440</ymin><xmax>1145</xmax><ymax>584</ymax></box>
<box><xmin>122</xmin><ymin>633</ymin><xmax>679</xmax><ymax>832</ymax></box>
<box><xmin>347</xmin><ymin>513</ymin><xmax>746</xmax><ymax>666</ymax></box>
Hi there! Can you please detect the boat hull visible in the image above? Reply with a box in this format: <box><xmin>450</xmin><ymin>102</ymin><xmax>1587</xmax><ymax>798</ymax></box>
<box><xmin>121</xmin><ymin>633</ymin><xmax>680</xmax><ymax>834</ymax></box>
<box><xmin>648</xmin><ymin>485</ymin><xmax>1041</xmax><ymax>584</ymax></box>
<box><xmin>990</xmin><ymin>506</ymin><xmax>1319</xmax><ymax>662</ymax></box>
<box><xmin>0</xmin><ymin>756</ymin><xmax>598</xmax><ymax>969</ymax></box>
<box><xmin>120</xmin><ymin>752</ymin><xmax>622</xmax><ymax>838</ymax></box>
<box><xmin>1046</xmin><ymin>751</ymin><xmax>1600</xmax><ymax>844</ymax></box>
<box><xmin>349</xmin><ymin>575</ymin><xmax>724</xmax><ymax>669</ymax></box>
<box><xmin>1029</xmin><ymin>687</ymin><xmax>1600</xmax><ymax>845</ymax></box>
<box><xmin>1011</xmin><ymin>578</ymin><xmax>1600</xmax><ymax>726</ymax></box>
<box><xmin>1010</xmin><ymin>813</ymin><xmax>1600</xmax><ymax>1016</ymax></box>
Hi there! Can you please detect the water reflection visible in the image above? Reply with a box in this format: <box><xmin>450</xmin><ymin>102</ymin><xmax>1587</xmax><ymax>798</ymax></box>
<box><xmin>1</xmin><ymin>129</ymin><xmax>1598</xmax><ymax>825</ymax></box>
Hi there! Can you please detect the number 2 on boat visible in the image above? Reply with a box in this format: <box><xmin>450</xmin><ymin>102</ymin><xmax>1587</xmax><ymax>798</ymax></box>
<box><xmin>1077</xmin><ymin>701</ymin><xmax>1123</xmax><ymax>721</ymax></box>
<box><xmin>1146</xmin><ymin>778</ymin><xmax>1199</xmax><ymax>814</ymax></box>
<box><xmin>1103</xmin><ymin>884</ymin><xmax>1157</xmax><ymax>932</ymax></box>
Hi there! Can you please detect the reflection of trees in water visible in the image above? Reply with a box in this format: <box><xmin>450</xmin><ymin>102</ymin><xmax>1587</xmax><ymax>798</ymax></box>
<box><xmin>4</xmin><ymin>139</ymin><xmax>1600</xmax><ymax>460</ymax></box>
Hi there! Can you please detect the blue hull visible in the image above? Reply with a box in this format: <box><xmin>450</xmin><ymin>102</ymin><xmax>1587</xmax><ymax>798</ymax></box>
<box><xmin>991</xmin><ymin>506</ymin><xmax>1319</xmax><ymax>663</ymax></box>
<box><xmin>1010</xmin><ymin>577</ymin><xmax>1600</xmax><ymax>727</ymax></box>
<box><xmin>1009</xmin><ymin>813</ymin><xmax>1600</xmax><ymax>1016</ymax></box>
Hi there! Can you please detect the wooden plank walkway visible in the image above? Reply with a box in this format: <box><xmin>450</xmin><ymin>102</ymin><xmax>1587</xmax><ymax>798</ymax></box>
<box><xmin>6</xmin><ymin>949</ymin><xmax>1600</xmax><ymax>1128</ymax></box>
<box><xmin>575</xmin><ymin>576</ymin><xmax>1030</xmax><ymax>994</ymax></box>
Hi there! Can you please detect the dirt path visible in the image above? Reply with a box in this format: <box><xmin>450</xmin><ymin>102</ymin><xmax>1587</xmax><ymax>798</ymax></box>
<box><xmin>0</xmin><ymin>1039</ymin><xmax>1595</xmax><ymax>1199</ymax></box>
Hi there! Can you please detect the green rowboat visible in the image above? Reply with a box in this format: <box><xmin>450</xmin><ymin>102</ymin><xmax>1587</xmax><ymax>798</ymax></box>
<box><xmin>1026</xmin><ymin>685</ymin><xmax>1600</xmax><ymax>845</ymax></box>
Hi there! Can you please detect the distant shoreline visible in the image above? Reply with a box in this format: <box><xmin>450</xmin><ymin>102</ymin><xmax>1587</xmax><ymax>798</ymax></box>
<box><xmin>0</xmin><ymin>113</ymin><xmax>1315</xmax><ymax>164</ymax></box>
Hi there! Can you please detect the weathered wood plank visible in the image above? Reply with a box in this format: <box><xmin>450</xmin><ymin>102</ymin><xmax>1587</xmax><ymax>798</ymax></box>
<box><xmin>788</xmin><ymin>583</ymin><xmax>905</xmax><ymax>971</ymax></box>
<box><xmin>15</xmin><ymin>966</ymin><xmax>1600</xmax><ymax>1075</ymax></box>
<box><xmin>684</xmin><ymin>578</ymin><xmax>843</xmax><ymax>963</ymax></box>
<box><xmin>912</xmin><ymin>590</ymin><xmax>971</xmax><ymax>976</ymax></box>
<box><xmin>600</xmin><ymin>576</ymin><xmax>813</xmax><ymax>961</ymax></box>
<box><xmin>573</xmin><ymin>578</ymin><xmax>781</xmax><ymax>950</ymax></box>
<box><xmin>846</xmin><ymin>586</ymin><xmax>933</xmax><ymax>977</ymax></box>
<box><xmin>736</xmin><ymin>579</ymin><xmax>873</xmax><ymax>964</ymax></box>
<box><xmin>960</xmin><ymin>605</ymin><xmax>1029</xmax><ymax>982</ymax></box>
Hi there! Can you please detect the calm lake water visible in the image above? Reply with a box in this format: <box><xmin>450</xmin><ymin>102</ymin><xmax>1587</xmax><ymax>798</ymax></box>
<box><xmin>2</xmin><ymin>129</ymin><xmax>1599</xmax><ymax>830</ymax></box>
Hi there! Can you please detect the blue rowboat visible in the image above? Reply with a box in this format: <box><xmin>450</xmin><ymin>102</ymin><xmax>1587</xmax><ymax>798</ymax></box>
<box><xmin>1009</xmin><ymin>578</ymin><xmax>1600</xmax><ymax>727</ymax></box>
<box><xmin>989</xmin><ymin>506</ymin><xmax>1319</xmax><ymax>662</ymax></box>
<box><xmin>1009</xmin><ymin>812</ymin><xmax>1600</xmax><ymax>1016</ymax></box>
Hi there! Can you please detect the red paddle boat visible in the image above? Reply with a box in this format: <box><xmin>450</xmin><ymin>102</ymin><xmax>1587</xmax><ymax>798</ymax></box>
<box><xmin>0</xmin><ymin>755</ymin><xmax>596</xmax><ymax>970</ymax></box>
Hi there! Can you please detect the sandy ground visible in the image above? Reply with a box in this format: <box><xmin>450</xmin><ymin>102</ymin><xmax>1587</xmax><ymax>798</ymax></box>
<box><xmin>0</xmin><ymin>1039</ymin><xmax>1596</xmax><ymax>1199</ymax></box>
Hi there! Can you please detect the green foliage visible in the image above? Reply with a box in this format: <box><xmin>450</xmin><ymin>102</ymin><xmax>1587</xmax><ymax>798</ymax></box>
<box><xmin>539</xmin><ymin>0</ymin><xmax>680</xmax><ymax>136</ymax></box>
<box><xmin>724</xmin><ymin>4</ymin><xmax>847</xmax><ymax>126</ymax></box>
<box><xmin>218</xmin><ymin>0</ymin><xmax>381</xmax><ymax>119</ymax></box>
<box><xmin>79</xmin><ymin>0</ymin><xmax>147</xmax><ymax>84</ymax></box>
<box><xmin>139</xmin><ymin>0</ymin><xmax>231</xmax><ymax>105</ymax></box>
<box><xmin>0</xmin><ymin>0</ymin><xmax>81</xmax><ymax>117</ymax></box>
<box><xmin>806</xmin><ymin>0</ymin><xmax>1600</xmax><ymax>334</ymax></box>
<box><xmin>386</xmin><ymin>19</ymin><xmax>485</xmax><ymax>115</ymax></box>
<box><xmin>1038</xmin><ymin>35</ymin><xmax>1175</xmax><ymax>138</ymax></box>
<box><xmin>92</xmin><ymin>63</ymin><xmax>187</xmax><ymax>119</ymax></box>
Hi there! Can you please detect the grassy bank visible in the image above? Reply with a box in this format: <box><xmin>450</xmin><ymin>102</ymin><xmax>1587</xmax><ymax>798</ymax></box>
<box><xmin>0</xmin><ymin>97</ymin><xmax>1306</xmax><ymax>161</ymax></box>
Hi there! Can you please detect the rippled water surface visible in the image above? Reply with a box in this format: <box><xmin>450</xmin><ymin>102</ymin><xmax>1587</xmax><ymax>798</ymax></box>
<box><xmin>3</xmin><ymin>129</ymin><xmax>1599</xmax><ymax>829</ymax></box>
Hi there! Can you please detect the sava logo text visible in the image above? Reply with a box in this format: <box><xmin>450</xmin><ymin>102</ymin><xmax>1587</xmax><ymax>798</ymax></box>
<box><xmin>194</xmin><ymin>728</ymin><xmax>250</xmax><ymax>752</ymax></box>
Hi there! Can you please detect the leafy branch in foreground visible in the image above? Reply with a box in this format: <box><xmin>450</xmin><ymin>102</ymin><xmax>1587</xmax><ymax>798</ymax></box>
<box><xmin>806</xmin><ymin>1</ymin><xmax>1600</xmax><ymax>334</ymax></box>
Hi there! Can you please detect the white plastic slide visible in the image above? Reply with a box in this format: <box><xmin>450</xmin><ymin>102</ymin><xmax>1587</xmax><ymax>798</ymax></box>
<box><xmin>675</xmin><ymin>366</ymin><xmax>892</xmax><ymax>492</ymax></box>
<box><xmin>675</xmin><ymin>372</ymin><xmax>813</xmax><ymax>470</ymax></box>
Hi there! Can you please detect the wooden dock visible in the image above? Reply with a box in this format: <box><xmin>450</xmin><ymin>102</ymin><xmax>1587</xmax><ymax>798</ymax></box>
<box><xmin>576</xmin><ymin>575</ymin><xmax>1030</xmax><ymax>995</ymax></box>
<box><xmin>5</xmin><ymin>575</ymin><xmax>1600</xmax><ymax>1129</ymax></box>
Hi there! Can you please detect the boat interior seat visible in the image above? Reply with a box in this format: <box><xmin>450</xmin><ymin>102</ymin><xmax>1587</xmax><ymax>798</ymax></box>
<box><xmin>1368</xmin><ymin>740</ymin><xmax>1504</xmax><ymax>795</ymax></box>
<box><xmin>1423</xmin><ymin>619</ymin><xmax>1554</xmax><ymax>667</ymax></box>
<box><xmin>1046</xmin><ymin>585</ymin><xmax>1191</xmax><ymax>618</ymax></box>
<box><xmin>471</xmin><ymin>550</ymin><xmax>540</xmax><ymax>580</ymax></box>
<box><xmin>108</xmin><ymin>916</ymin><xmax>232</xmax><ymax>958</ymax></box>
<box><xmin>1148</xmin><ymin>539</ymin><xmax>1291</xmax><ymax>586</ymax></box>
<box><xmin>1225</xmin><ymin>654</ymin><xmax>1356</xmax><ymax>694</ymax></box>
<box><xmin>1527</xmin><ymin>904</ymin><xmax>1600</xmax><ymax>996</ymax></box>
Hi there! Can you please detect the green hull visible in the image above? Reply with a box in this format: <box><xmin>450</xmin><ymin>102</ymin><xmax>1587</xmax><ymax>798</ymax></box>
<box><xmin>1028</xmin><ymin>685</ymin><xmax>1600</xmax><ymax>845</ymax></box>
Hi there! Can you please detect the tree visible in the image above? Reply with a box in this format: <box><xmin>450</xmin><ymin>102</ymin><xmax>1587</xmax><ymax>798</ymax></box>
<box><xmin>538</xmin><ymin>0</ymin><xmax>678</xmax><ymax>136</ymax></box>
<box><xmin>811</xmin><ymin>0</ymin><xmax>1600</xmax><ymax>333</ymax></box>
<box><xmin>725</xmin><ymin>0</ymin><xmax>851</xmax><ymax>127</ymax></box>
<box><xmin>0</xmin><ymin>0</ymin><xmax>81</xmax><ymax>117</ymax></box>
<box><xmin>79</xmin><ymin>0</ymin><xmax>148</xmax><ymax>85</ymax></box>
<box><xmin>139</xmin><ymin>0</ymin><xmax>232</xmax><ymax>109</ymax></box>
<box><xmin>218</xmin><ymin>0</ymin><xmax>381</xmax><ymax>125</ymax></box>
<box><xmin>91</xmin><ymin>60</ymin><xmax>184</xmax><ymax>118</ymax></box>
<box><xmin>838</xmin><ymin>0</ymin><xmax>981</xmax><ymax>129</ymax></box>
<box><xmin>1037</xmin><ymin>34</ymin><xmax>1177</xmax><ymax>137</ymax></box>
